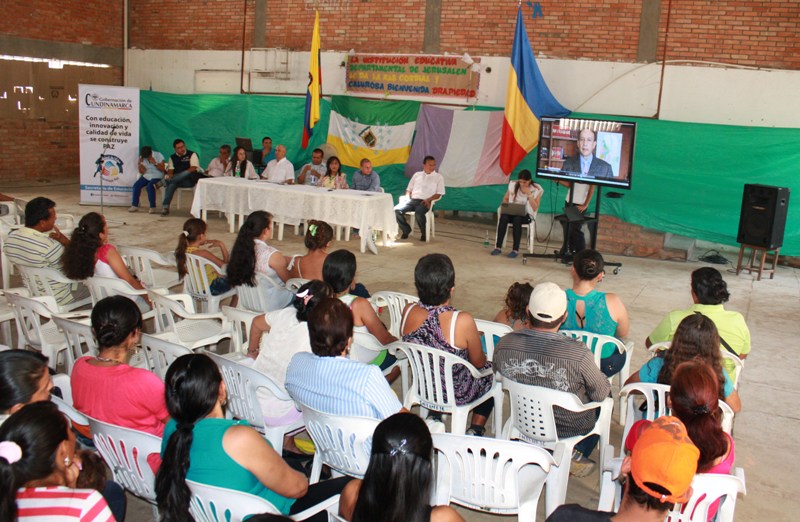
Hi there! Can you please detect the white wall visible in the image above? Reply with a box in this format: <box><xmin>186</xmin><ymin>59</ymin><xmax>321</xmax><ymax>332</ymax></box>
<box><xmin>127</xmin><ymin>49</ymin><xmax>800</xmax><ymax>128</ymax></box>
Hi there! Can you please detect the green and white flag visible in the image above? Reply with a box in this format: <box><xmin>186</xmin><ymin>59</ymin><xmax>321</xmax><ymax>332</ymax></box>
<box><xmin>327</xmin><ymin>96</ymin><xmax>420</xmax><ymax>168</ymax></box>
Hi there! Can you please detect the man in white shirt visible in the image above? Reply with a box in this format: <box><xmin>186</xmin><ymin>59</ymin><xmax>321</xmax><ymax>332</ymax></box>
<box><xmin>297</xmin><ymin>148</ymin><xmax>326</xmax><ymax>185</ymax></box>
<box><xmin>264</xmin><ymin>144</ymin><xmax>295</xmax><ymax>184</ymax></box>
<box><xmin>394</xmin><ymin>156</ymin><xmax>445</xmax><ymax>241</ymax></box>
<box><xmin>205</xmin><ymin>144</ymin><xmax>232</xmax><ymax>178</ymax></box>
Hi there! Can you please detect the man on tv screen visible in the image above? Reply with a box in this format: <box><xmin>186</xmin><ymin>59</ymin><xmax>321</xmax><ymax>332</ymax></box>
<box><xmin>562</xmin><ymin>129</ymin><xmax>613</xmax><ymax>179</ymax></box>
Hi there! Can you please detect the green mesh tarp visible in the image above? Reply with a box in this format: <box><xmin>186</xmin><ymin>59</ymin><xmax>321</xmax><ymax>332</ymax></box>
<box><xmin>140</xmin><ymin>92</ymin><xmax>800</xmax><ymax>255</ymax></box>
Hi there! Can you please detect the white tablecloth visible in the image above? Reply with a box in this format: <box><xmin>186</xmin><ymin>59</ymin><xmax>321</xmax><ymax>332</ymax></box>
<box><xmin>190</xmin><ymin>178</ymin><xmax>398</xmax><ymax>252</ymax></box>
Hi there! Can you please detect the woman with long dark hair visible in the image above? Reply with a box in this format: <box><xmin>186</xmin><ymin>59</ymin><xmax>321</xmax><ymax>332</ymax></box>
<box><xmin>71</xmin><ymin>295</ymin><xmax>168</xmax><ymax>437</ymax></box>
<box><xmin>0</xmin><ymin>401</ymin><xmax>114</xmax><ymax>521</ymax></box>
<box><xmin>627</xmin><ymin>313</ymin><xmax>741</xmax><ymax>412</ymax></box>
<box><xmin>231</xmin><ymin>146</ymin><xmax>258</xmax><ymax>179</ymax></box>
<box><xmin>62</xmin><ymin>212</ymin><xmax>148</xmax><ymax>310</ymax></box>
<box><xmin>317</xmin><ymin>156</ymin><xmax>348</xmax><ymax>189</ymax></box>
<box><xmin>0</xmin><ymin>350</ymin><xmax>51</xmax><ymax>423</ymax></box>
<box><xmin>560</xmin><ymin>248</ymin><xmax>629</xmax><ymax>376</ymax></box>
<box><xmin>227</xmin><ymin>211</ymin><xmax>291</xmax><ymax>286</ymax></box>
<box><xmin>490</xmin><ymin>169</ymin><xmax>542</xmax><ymax>258</ymax></box>
<box><xmin>175</xmin><ymin>218</ymin><xmax>232</xmax><ymax>296</ymax></box>
<box><xmin>339</xmin><ymin>412</ymin><xmax>463</xmax><ymax>522</ymax></box>
<box><xmin>155</xmin><ymin>353</ymin><xmax>348</xmax><ymax>522</ymax></box>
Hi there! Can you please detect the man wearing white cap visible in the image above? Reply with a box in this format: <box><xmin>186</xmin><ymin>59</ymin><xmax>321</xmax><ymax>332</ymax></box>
<box><xmin>493</xmin><ymin>281</ymin><xmax>611</xmax><ymax>477</ymax></box>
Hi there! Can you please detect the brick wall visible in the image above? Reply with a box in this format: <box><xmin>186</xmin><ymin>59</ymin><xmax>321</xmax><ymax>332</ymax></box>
<box><xmin>129</xmin><ymin>0</ymin><xmax>256</xmax><ymax>50</ymax></box>
<box><xmin>597</xmin><ymin>216</ymin><xmax>687</xmax><ymax>260</ymax></box>
<box><xmin>0</xmin><ymin>0</ymin><xmax>123</xmax><ymax>47</ymax></box>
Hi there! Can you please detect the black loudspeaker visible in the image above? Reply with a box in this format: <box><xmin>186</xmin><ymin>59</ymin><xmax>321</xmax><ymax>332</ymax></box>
<box><xmin>737</xmin><ymin>184</ymin><xmax>790</xmax><ymax>249</ymax></box>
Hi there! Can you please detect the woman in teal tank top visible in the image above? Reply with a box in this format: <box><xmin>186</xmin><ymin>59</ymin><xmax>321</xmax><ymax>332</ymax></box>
<box><xmin>561</xmin><ymin>249</ymin><xmax>630</xmax><ymax>377</ymax></box>
<box><xmin>155</xmin><ymin>353</ymin><xmax>349</xmax><ymax>522</ymax></box>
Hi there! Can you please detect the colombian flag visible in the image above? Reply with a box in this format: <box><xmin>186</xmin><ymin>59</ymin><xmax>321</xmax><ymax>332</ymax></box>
<box><xmin>499</xmin><ymin>8</ymin><xmax>569</xmax><ymax>174</ymax></box>
<box><xmin>302</xmin><ymin>11</ymin><xmax>322</xmax><ymax>149</ymax></box>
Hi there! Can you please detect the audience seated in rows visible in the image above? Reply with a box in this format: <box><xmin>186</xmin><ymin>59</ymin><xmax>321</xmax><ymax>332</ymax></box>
<box><xmin>626</xmin><ymin>360</ymin><xmax>734</xmax><ymax>521</ymax></box>
<box><xmin>546</xmin><ymin>415</ymin><xmax>699</xmax><ymax>522</ymax></box>
<box><xmin>318</xmin><ymin>156</ymin><xmax>348</xmax><ymax>190</ymax></box>
<box><xmin>228</xmin><ymin>211</ymin><xmax>291</xmax><ymax>285</ymax></box>
<box><xmin>401</xmin><ymin>253</ymin><xmax>493</xmax><ymax>436</ymax></box>
<box><xmin>493</xmin><ymin>281</ymin><xmax>533</xmax><ymax>331</ymax></box>
<box><xmin>4</xmin><ymin>197</ymin><xmax>88</xmax><ymax>307</ymax></box>
<box><xmin>0</xmin><ymin>353</ymin><xmax>125</xmax><ymax>521</ymax></box>
<box><xmin>287</xmin><ymin>220</ymin><xmax>333</xmax><ymax>281</ymax></box>
<box><xmin>493</xmin><ymin>281</ymin><xmax>611</xmax><ymax>477</ymax></box>
<box><xmin>63</xmin><ymin>212</ymin><xmax>149</xmax><ymax>312</ymax></box>
<box><xmin>647</xmin><ymin>266</ymin><xmax>750</xmax><ymax>381</ymax></box>
<box><xmin>323</xmin><ymin>249</ymin><xmax>399</xmax><ymax>380</ymax></box>
<box><xmin>175</xmin><ymin>217</ymin><xmax>232</xmax><ymax>297</ymax></box>
<box><xmin>0</xmin><ymin>402</ymin><xmax>116</xmax><ymax>521</ymax></box>
<box><xmin>156</xmin><ymin>353</ymin><xmax>348</xmax><ymax>522</ymax></box>
<box><xmin>627</xmin><ymin>313</ymin><xmax>741</xmax><ymax>413</ymax></box>
<box><xmin>560</xmin><ymin>249</ymin><xmax>630</xmax><ymax>377</ymax></box>
<box><xmin>285</xmin><ymin>298</ymin><xmax>404</xmax><ymax>420</ymax></box>
<box><xmin>339</xmin><ymin>412</ymin><xmax>464</xmax><ymax>522</ymax></box>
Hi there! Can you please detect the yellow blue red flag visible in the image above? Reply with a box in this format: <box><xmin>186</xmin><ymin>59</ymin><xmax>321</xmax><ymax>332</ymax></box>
<box><xmin>302</xmin><ymin>10</ymin><xmax>322</xmax><ymax>149</ymax></box>
<box><xmin>500</xmin><ymin>8</ymin><xmax>569</xmax><ymax>173</ymax></box>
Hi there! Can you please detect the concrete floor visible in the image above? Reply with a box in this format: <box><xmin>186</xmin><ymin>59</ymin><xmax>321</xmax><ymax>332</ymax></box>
<box><xmin>5</xmin><ymin>180</ymin><xmax>798</xmax><ymax>521</ymax></box>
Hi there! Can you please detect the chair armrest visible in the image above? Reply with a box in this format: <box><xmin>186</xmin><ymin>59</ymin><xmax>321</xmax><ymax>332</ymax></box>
<box><xmin>289</xmin><ymin>494</ymin><xmax>340</xmax><ymax>521</ymax></box>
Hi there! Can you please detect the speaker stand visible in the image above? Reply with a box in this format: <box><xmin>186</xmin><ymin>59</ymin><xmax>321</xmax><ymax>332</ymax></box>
<box><xmin>736</xmin><ymin>243</ymin><xmax>779</xmax><ymax>281</ymax></box>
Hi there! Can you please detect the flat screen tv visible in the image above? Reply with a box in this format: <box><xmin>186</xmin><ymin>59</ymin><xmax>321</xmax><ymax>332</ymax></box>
<box><xmin>535</xmin><ymin>117</ymin><xmax>636</xmax><ymax>190</ymax></box>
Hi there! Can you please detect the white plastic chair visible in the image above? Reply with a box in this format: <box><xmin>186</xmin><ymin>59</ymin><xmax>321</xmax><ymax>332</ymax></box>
<box><xmin>496</xmin><ymin>205</ymin><xmax>536</xmax><ymax>254</ymax></box>
<box><xmin>618</xmin><ymin>382</ymin><xmax>671</xmax><ymax>456</ymax></box>
<box><xmin>299</xmin><ymin>403</ymin><xmax>379</xmax><ymax>483</ymax></box>
<box><xmin>140</xmin><ymin>332</ymin><xmax>193</xmax><ymax>381</ymax></box>
<box><xmin>285</xmin><ymin>277</ymin><xmax>309</xmax><ymax>292</ymax></box>
<box><xmin>204</xmin><ymin>351</ymin><xmax>304</xmax><ymax>455</ymax></box>
<box><xmin>51</xmin><ymin>373</ymin><xmax>90</xmax><ymax>428</ymax></box>
<box><xmin>393</xmin><ymin>340</ymin><xmax>502</xmax><ymax>437</ymax></box>
<box><xmin>236</xmin><ymin>273</ymin><xmax>293</xmax><ymax>313</ymax></box>
<box><xmin>118</xmin><ymin>245</ymin><xmax>181</xmax><ymax>290</ymax></box>
<box><xmin>85</xmin><ymin>275</ymin><xmax>156</xmax><ymax>322</ymax></box>
<box><xmin>0</xmin><ymin>220</ymin><xmax>19</xmax><ymax>289</ymax></box>
<box><xmin>474</xmin><ymin>318</ymin><xmax>513</xmax><ymax>361</ymax></box>
<box><xmin>369</xmin><ymin>291</ymin><xmax>419</xmax><ymax>338</ymax></box>
<box><xmin>183</xmin><ymin>253</ymin><xmax>237</xmax><ymax>313</ymax></box>
<box><xmin>501</xmin><ymin>378</ymin><xmax>613</xmax><ymax>514</ymax></box>
<box><xmin>221</xmin><ymin>305</ymin><xmax>261</xmax><ymax>357</ymax></box>
<box><xmin>667</xmin><ymin>468</ymin><xmax>746</xmax><ymax>522</ymax></box>
<box><xmin>432</xmin><ymin>433</ymin><xmax>556</xmax><ymax>520</ymax></box>
<box><xmin>148</xmin><ymin>291</ymin><xmax>233</xmax><ymax>351</ymax></box>
<box><xmin>404</xmin><ymin>197</ymin><xmax>437</xmax><ymax>242</ymax></box>
<box><xmin>560</xmin><ymin>330</ymin><xmax>634</xmax><ymax>425</ymax></box>
<box><xmin>187</xmin><ymin>480</ymin><xmax>339</xmax><ymax>522</ymax></box>
<box><xmin>51</xmin><ymin>314</ymin><xmax>97</xmax><ymax>375</ymax></box>
<box><xmin>6</xmin><ymin>292</ymin><xmax>67</xmax><ymax>370</ymax></box>
<box><xmin>17</xmin><ymin>265</ymin><xmax>91</xmax><ymax>312</ymax></box>
<box><xmin>88</xmin><ymin>417</ymin><xmax>162</xmax><ymax>518</ymax></box>
<box><xmin>352</xmin><ymin>330</ymin><xmax>408</xmax><ymax>399</ymax></box>
<box><xmin>0</xmin><ymin>288</ymin><xmax>28</xmax><ymax>347</ymax></box>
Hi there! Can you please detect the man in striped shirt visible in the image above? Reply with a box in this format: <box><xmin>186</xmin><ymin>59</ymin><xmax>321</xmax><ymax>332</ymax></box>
<box><xmin>4</xmin><ymin>197</ymin><xmax>86</xmax><ymax>307</ymax></box>
<box><xmin>493</xmin><ymin>281</ymin><xmax>611</xmax><ymax>477</ymax></box>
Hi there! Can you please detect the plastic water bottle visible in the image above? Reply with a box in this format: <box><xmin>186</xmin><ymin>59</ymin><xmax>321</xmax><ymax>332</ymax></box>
<box><xmin>483</xmin><ymin>230</ymin><xmax>490</xmax><ymax>248</ymax></box>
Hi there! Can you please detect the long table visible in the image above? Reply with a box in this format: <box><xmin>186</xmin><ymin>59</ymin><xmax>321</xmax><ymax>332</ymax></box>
<box><xmin>190</xmin><ymin>177</ymin><xmax>399</xmax><ymax>253</ymax></box>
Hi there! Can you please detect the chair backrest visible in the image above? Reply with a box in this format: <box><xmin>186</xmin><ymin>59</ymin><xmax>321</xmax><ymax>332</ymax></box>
<box><xmin>648</xmin><ymin>341</ymin><xmax>672</xmax><ymax>354</ymax></box>
<box><xmin>6</xmin><ymin>291</ymin><xmax>57</xmax><ymax>348</ymax></box>
<box><xmin>51</xmin><ymin>374</ymin><xmax>89</xmax><ymax>427</ymax></box>
<box><xmin>204</xmin><ymin>351</ymin><xmax>292</xmax><ymax>432</ymax></box>
<box><xmin>186</xmin><ymin>480</ymin><xmax>281</xmax><ymax>522</ymax></box>
<box><xmin>236</xmin><ymin>273</ymin><xmax>293</xmax><ymax>313</ymax></box>
<box><xmin>148</xmin><ymin>291</ymin><xmax>196</xmax><ymax>334</ymax></box>
<box><xmin>300</xmin><ymin>404</ymin><xmax>379</xmax><ymax>479</ymax></box>
<box><xmin>222</xmin><ymin>305</ymin><xmax>260</xmax><ymax>355</ymax></box>
<box><xmin>560</xmin><ymin>329</ymin><xmax>626</xmax><ymax>368</ymax></box>
<box><xmin>721</xmin><ymin>351</ymin><xmax>744</xmax><ymax>389</ymax></box>
<box><xmin>619</xmin><ymin>382</ymin><xmax>671</xmax><ymax>451</ymax></box>
<box><xmin>85</xmin><ymin>276</ymin><xmax>146</xmax><ymax>305</ymax></box>
<box><xmin>16</xmin><ymin>266</ymin><xmax>81</xmax><ymax>310</ymax></box>
<box><xmin>88</xmin><ymin>417</ymin><xmax>162</xmax><ymax>503</ymax></box>
<box><xmin>286</xmin><ymin>277</ymin><xmax>309</xmax><ymax>292</ymax></box>
<box><xmin>183</xmin><ymin>253</ymin><xmax>219</xmax><ymax>298</ymax></box>
<box><xmin>52</xmin><ymin>315</ymin><xmax>97</xmax><ymax>374</ymax></box>
<box><xmin>140</xmin><ymin>333</ymin><xmax>192</xmax><ymax>381</ymax></box>
<box><xmin>351</xmin><ymin>330</ymin><xmax>385</xmax><ymax>365</ymax></box>
<box><xmin>432</xmin><ymin>433</ymin><xmax>555</xmax><ymax>516</ymax></box>
<box><xmin>369</xmin><ymin>291</ymin><xmax>418</xmax><ymax>338</ymax></box>
<box><xmin>119</xmin><ymin>245</ymin><xmax>180</xmax><ymax>289</ymax></box>
<box><xmin>666</xmin><ymin>468</ymin><xmax>746</xmax><ymax>522</ymax></box>
<box><xmin>474</xmin><ymin>318</ymin><xmax>512</xmax><ymax>361</ymax></box>
<box><xmin>394</xmin><ymin>341</ymin><xmax>484</xmax><ymax>412</ymax></box>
